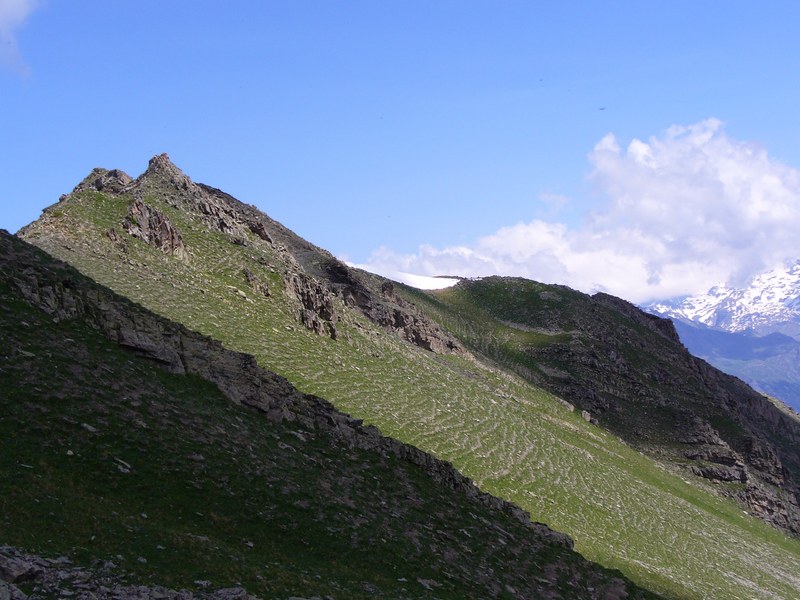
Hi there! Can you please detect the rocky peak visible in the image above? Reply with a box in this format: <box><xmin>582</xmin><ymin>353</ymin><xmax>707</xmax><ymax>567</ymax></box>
<box><xmin>133</xmin><ymin>153</ymin><xmax>194</xmax><ymax>192</ymax></box>
<box><xmin>145</xmin><ymin>152</ymin><xmax>185</xmax><ymax>178</ymax></box>
<box><xmin>70</xmin><ymin>168</ymin><xmax>133</xmax><ymax>196</ymax></box>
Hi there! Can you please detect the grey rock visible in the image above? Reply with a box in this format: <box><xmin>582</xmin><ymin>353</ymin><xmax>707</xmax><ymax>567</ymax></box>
<box><xmin>0</xmin><ymin>554</ymin><xmax>41</xmax><ymax>584</ymax></box>
<box><xmin>122</xmin><ymin>199</ymin><xmax>187</xmax><ymax>260</ymax></box>
<box><xmin>247</xmin><ymin>222</ymin><xmax>273</xmax><ymax>244</ymax></box>
<box><xmin>71</xmin><ymin>167</ymin><xmax>133</xmax><ymax>195</ymax></box>
<box><xmin>242</xmin><ymin>268</ymin><xmax>270</xmax><ymax>298</ymax></box>
<box><xmin>284</xmin><ymin>272</ymin><xmax>337</xmax><ymax>339</ymax></box>
<box><xmin>0</xmin><ymin>580</ymin><xmax>27</xmax><ymax>600</ymax></box>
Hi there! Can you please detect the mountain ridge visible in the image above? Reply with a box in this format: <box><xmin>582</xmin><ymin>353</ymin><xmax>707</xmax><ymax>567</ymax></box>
<box><xmin>14</xmin><ymin>153</ymin><xmax>800</xmax><ymax>598</ymax></box>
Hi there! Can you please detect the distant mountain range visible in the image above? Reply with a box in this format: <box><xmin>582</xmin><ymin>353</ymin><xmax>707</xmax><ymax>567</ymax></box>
<box><xmin>646</xmin><ymin>262</ymin><xmax>800</xmax><ymax>410</ymax></box>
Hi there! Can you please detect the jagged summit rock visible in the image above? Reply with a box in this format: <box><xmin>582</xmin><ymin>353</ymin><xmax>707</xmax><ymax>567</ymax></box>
<box><xmin>70</xmin><ymin>167</ymin><xmax>133</xmax><ymax>196</ymax></box>
<box><xmin>138</xmin><ymin>152</ymin><xmax>193</xmax><ymax>188</ymax></box>
<box><xmin>146</xmin><ymin>152</ymin><xmax>180</xmax><ymax>173</ymax></box>
<box><xmin>130</xmin><ymin>153</ymin><xmax>198</xmax><ymax>199</ymax></box>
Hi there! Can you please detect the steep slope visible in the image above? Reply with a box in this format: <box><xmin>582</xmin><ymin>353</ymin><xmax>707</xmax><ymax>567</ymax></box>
<box><xmin>0</xmin><ymin>232</ymin><xmax>657</xmax><ymax>599</ymax></box>
<box><xmin>412</xmin><ymin>277</ymin><xmax>800</xmax><ymax>535</ymax></box>
<box><xmin>17</xmin><ymin>154</ymin><xmax>800</xmax><ymax>599</ymax></box>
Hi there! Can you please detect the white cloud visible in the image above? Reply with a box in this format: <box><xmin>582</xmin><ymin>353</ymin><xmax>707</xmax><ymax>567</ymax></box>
<box><xmin>0</xmin><ymin>0</ymin><xmax>38</xmax><ymax>76</ymax></box>
<box><xmin>358</xmin><ymin>119</ymin><xmax>800</xmax><ymax>303</ymax></box>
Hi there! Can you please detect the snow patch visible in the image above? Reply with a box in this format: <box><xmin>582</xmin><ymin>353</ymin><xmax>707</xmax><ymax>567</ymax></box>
<box><xmin>383</xmin><ymin>271</ymin><xmax>461</xmax><ymax>290</ymax></box>
<box><xmin>349</xmin><ymin>261</ymin><xmax>461</xmax><ymax>290</ymax></box>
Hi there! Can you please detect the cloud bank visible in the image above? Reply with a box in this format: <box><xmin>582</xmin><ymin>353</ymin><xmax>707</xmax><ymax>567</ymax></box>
<box><xmin>358</xmin><ymin>119</ymin><xmax>800</xmax><ymax>303</ymax></box>
<box><xmin>0</xmin><ymin>0</ymin><xmax>37</xmax><ymax>76</ymax></box>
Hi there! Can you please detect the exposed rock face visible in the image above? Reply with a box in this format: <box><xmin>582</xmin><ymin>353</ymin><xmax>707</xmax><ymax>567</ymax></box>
<box><xmin>247</xmin><ymin>221</ymin><xmax>273</xmax><ymax>244</ymax></box>
<box><xmin>4</xmin><ymin>232</ymin><xmax>564</xmax><ymax>548</ymax></box>
<box><xmin>242</xmin><ymin>267</ymin><xmax>270</xmax><ymax>298</ymax></box>
<box><xmin>679</xmin><ymin>416</ymin><xmax>727</xmax><ymax>446</ymax></box>
<box><xmin>323</xmin><ymin>259</ymin><xmax>464</xmax><ymax>355</ymax></box>
<box><xmin>686</xmin><ymin>447</ymin><xmax>748</xmax><ymax>483</ymax></box>
<box><xmin>680</xmin><ymin>417</ymin><xmax>749</xmax><ymax>481</ymax></box>
<box><xmin>741</xmin><ymin>486</ymin><xmax>797</xmax><ymax>533</ymax></box>
<box><xmin>744</xmin><ymin>437</ymin><xmax>785</xmax><ymax>486</ymax></box>
<box><xmin>70</xmin><ymin>167</ymin><xmax>133</xmax><ymax>196</ymax></box>
<box><xmin>284</xmin><ymin>271</ymin><xmax>338</xmax><ymax>339</ymax></box>
<box><xmin>122</xmin><ymin>199</ymin><xmax>187</xmax><ymax>259</ymax></box>
<box><xmin>680</xmin><ymin>417</ymin><xmax>749</xmax><ymax>483</ymax></box>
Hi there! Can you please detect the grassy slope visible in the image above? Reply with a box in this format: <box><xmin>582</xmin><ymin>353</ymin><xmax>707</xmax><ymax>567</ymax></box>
<box><xmin>19</xmin><ymin>188</ymin><xmax>800</xmax><ymax>599</ymax></box>
<box><xmin>0</xmin><ymin>238</ymin><xmax>660</xmax><ymax>600</ymax></box>
<box><xmin>410</xmin><ymin>277</ymin><xmax>800</xmax><ymax>489</ymax></box>
<box><xmin>408</xmin><ymin>277</ymin><xmax>713</xmax><ymax>441</ymax></box>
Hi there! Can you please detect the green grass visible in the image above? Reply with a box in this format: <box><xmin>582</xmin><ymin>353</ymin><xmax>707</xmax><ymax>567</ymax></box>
<box><xmin>2</xmin><ymin>270</ymin><xmax>660</xmax><ymax>599</ymax></box>
<box><xmin>17</xmin><ymin>187</ymin><xmax>800</xmax><ymax>599</ymax></box>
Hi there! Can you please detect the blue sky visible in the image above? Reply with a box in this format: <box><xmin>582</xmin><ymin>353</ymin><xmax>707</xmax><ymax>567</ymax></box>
<box><xmin>4</xmin><ymin>1</ymin><xmax>800</xmax><ymax>302</ymax></box>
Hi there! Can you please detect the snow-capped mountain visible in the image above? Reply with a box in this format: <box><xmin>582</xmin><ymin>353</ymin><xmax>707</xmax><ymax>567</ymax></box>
<box><xmin>648</xmin><ymin>261</ymin><xmax>800</xmax><ymax>338</ymax></box>
<box><xmin>645</xmin><ymin>260</ymin><xmax>800</xmax><ymax>410</ymax></box>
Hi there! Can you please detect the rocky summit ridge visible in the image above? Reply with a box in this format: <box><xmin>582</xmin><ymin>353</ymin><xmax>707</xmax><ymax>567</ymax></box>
<box><xmin>13</xmin><ymin>154</ymin><xmax>800</xmax><ymax>599</ymax></box>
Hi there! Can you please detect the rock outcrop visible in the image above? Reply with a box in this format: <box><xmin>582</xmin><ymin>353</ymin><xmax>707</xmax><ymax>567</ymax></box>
<box><xmin>242</xmin><ymin>267</ymin><xmax>270</xmax><ymax>298</ymax></box>
<box><xmin>283</xmin><ymin>271</ymin><xmax>338</xmax><ymax>339</ymax></box>
<box><xmin>122</xmin><ymin>199</ymin><xmax>187</xmax><ymax>259</ymax></box>
<box><xmin>69</xmin><ymin>167</ymin><xmax>133</xmax><ymax>196</ymax></box>
<box><xmin>323</xmin><ymin>260</ymin><xmax>464</xmax><ymax>354</ymax></box>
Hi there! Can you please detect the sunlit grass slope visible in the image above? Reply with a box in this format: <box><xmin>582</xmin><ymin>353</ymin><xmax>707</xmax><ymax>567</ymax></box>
<box><xmin>2</xmin><ymin>235</ymin><xmax>660</xmax><ymax>599</ymax></box>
